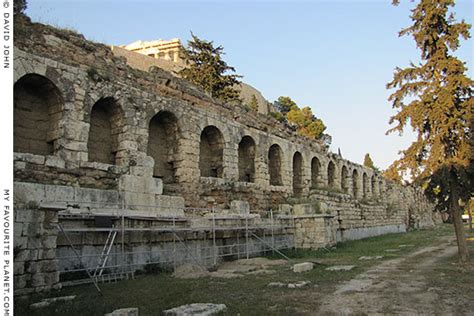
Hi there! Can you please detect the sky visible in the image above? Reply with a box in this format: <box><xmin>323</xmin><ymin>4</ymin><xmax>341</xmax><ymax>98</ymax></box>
<box><xmin>26</xmin><ymin>0</ymin><xmax>473</xmax><ymax>169</ymax></box>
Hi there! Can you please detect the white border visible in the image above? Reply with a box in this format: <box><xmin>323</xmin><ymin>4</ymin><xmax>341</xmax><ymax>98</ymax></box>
<box><xmin>1</xmin><ymin>0</ymin><xmax>14</xmax><ymax>314</ymax></box>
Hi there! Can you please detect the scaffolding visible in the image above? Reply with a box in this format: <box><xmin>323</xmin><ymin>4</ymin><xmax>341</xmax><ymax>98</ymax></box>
<box><xmin>53</xmin><ymin>203</ymin><xmax>296</xmax><ymax>289</ymax></box>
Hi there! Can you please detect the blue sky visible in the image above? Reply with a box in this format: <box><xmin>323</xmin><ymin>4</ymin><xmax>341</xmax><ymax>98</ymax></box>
<box><xmin>26</xmin><ymin>0</ymin><xmax>473</xmax><ymax>169</ymax></box>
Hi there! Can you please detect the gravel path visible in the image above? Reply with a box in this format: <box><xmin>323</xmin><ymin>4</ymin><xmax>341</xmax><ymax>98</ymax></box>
<box><xmin>318</xmin><ymin>236</ymin><xmax>472</xmax><ymax>315</ymax></box>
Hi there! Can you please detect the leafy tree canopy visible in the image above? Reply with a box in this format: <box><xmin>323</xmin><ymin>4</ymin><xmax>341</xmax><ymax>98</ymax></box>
<box><xmin>180</xmin><ymin>33</ymin><xmax>242</xmax><ymax>103</ymax></box>
<box><xmin>271</xmin><ymin>96</ymin><xmax>326</xmax><ymax>140</ymax></box>
<box><xmin>388</xmin><ymin>0</ymin><xmax>473</xmax><ymax>260</ymax></box>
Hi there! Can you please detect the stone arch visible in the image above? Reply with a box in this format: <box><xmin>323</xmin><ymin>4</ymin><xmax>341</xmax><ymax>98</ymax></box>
<box><xmin>363</xmin><ymin>172</ymin><xmax>369</xmax><ymax>198</ymax></box>
<box><xmin>238</xmin><ymin>136</ymin><xmax>256</xmax><ymax>182</ymax></box>
<box><xmin>14</xmin><ymin>74</ymin><xmax>63</xmax><ymax>156</ymax></box>
<box><xmin>352</xmin><ymin>169</ymin><xmax>360</xmax><ymax>198</ymax></box>
<box><xmin>341</xmin><ymin>165</ymin><xmax>349</xmax><ymax>193</ymax></box>
<box><xmin>311</xmin><ymin>157</ymin><xmax>321</xmax><ymax>188</ymax></box>
<box><xmin>268</xmin><ymin>144</ymin><xmax>283</xmax><ymax>186</ymax></box>
<box><xmin>87</xmin><ymin>97</ymin><xmax>124</xmax><ymax>164</ymax></box>
<box><xmin>199</xmin><ymin>126</ymin><xmax>224</xmax><ymax>178</ymax></box>
<box><xmin>327</xmin><ymin>161</ymin><xmax>336</xmax><ymax>188</ymax></box>
<box><xmin>147</xmin><ymin>111</ymin><xmax>180</xmax><ymax>183</ymax></box>
<box><xmin>292</xmin><ymin>152</ymin><xmax>303</xmax><ymax>196</ymax></box>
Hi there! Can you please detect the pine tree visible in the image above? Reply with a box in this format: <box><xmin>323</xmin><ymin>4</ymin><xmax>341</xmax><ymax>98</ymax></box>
<box><xmin>286</xmin><ymin>105</ymin><xmax>326</xmax><ymax>139</ymax></box>
<box><xmin>388</xmin><ymin>0</ymin><xmax>473</xmax><ymax>261</ymax></box>
<box><xmin>363</xmin><ymin>153</ymin><xmax>376</xmax><ymax>169</ymax></box>
<box><xmin>14</xmin><ymin>0</ymin><xmax>27</xmax><ymax>15</ymax></box>
<box><xmin>274</xmin><ymin>96</ymin><xmax>297</xmax><ymax>115</ymax></box>
<box><xmin>180</xmin><ymin>33</ymin><xmax>242</xmax><ymax>103</ymax></box>
<box><xmin>249</xmin><ymin>94</ymin><xmax>259</xmax><ymax>112</ymax></box>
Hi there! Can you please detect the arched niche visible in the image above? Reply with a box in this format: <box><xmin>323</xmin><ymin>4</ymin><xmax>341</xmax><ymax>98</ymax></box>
<box><xmin>14</xmin><ymin>74</ymin><xmax>63</xmax><ymax>155</ymax></box>
<box><xmin>199</xmin><ymin>125</ymin><xmax>224</xmax><ymax>178</ymax></box>
<box><xmin>238</xmin><ymin>136</ymin><xmax>256</xmax><ymax>182</ymax></box>
<box><xmin>311</xmin><ymin>157</ymin><xmax>320</xmax><ymax>188</ymax></box>
<box><xmin>268</xmin><ymin>144</ymin><xmax>283</xmax><ymax>186</ymax></box>
<box><xmin>88</xmin><ymin>97</ymin><xmax>124</xmax><ymax>164</ymax></box>
<box><xmin>292</xmin><ymin>152</ymin><xmax>303</xmax><ymax>196</ymax></box>
<box><xmin>148</xmin><ymin>111</ymin><xmax>180</xmax><ymax>183</ymax></box>
<box><xmin>327</xmin><ymin>161</ymin><xmax>336</xmax><ymax>188</ymax></box>
<box><xmin>341</xmin><ymin>166</ymin><xmax>349</xmax><ymax>193</ymax></box>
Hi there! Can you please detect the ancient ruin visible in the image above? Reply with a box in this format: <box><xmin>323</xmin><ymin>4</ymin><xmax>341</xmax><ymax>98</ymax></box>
<box><xmin>13</xmin><ymin>16</ymin><xmax>440</xmax><ymax>297</ymax></box>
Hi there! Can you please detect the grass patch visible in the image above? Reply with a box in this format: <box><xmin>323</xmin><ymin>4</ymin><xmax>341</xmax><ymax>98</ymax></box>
<box><xmin>15</xmin><ymin>224</ymin><xmax>456</xmax><ymax>316</ymax></box>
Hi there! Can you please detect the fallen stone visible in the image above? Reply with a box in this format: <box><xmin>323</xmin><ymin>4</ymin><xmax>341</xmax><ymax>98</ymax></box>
<box><xmin>398</xmin><ymin>244</ymin><xmax>414</xmax><ymax>248</ymax></box>
<box><xmin>326</xmin><ymin>265</ymin><xmax>356</xmax><ymax>271</ymax></box>
<box><xmin>293</xmin><ymin>262</ymin><xmax>314</xmax><ymax>273</ymax></box>
<box><xmin>294</xmin><ymin>281</ymin><xmax>311</xmax><ymax>288</ymax></box>
<box><xmin>247</xmin><ymin>269</ymin><xmax>275</xmax><ymax>275</ymax></box>
<box><xmin>104</xmin><ymin>307</ymin><xmax>139</xmax><ymax>316</ymax></box>
<box><xmin>267</xmin><ymin>282</ymin><xmax>286</xmax><ymax>287</ymax></box>
<box><xmin>173</xmin><ymin>264</ymin><xmax>209</xmax><ymax>279</ymax></box>
<box><xmin>162</xmin><ymin>303</ymin><xmax>227</xmax><ymax>316</ymax></box>
<box><xmin>30</xmin><ymin>301</ymin><xmax>50</xmax><ymax>309</ymax></box>
<box><xmin>30</xmin><ymin>295</ymin><xmax>76</xmax><ymax>309</ymax></box>
<box><xmin>289</xmin><ymin>281</ymin><xmax>311</xmax><ymax>288</ymax></box>
<box><xmin>358</xmin><ymin>256</ymin><xmax>383</xmax><ymax>260</ymax></box>
<box><xmin>384</xmin><ymin>249</ymin><xmax>401</xmax><ymax>252</ymax></box>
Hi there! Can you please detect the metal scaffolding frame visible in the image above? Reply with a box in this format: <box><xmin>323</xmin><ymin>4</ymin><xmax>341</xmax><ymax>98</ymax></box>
<box><xmin>54</xmin><ymin>204</ymin><xmax>296</xmax><ymax>290</ymax></box>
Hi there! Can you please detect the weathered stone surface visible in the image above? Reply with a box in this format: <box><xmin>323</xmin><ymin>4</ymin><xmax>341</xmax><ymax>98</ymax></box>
<box><xmin>163</xmin><ymin>303</ymin><xmax>227</xmax><ymax>316</ymax></box>
<box><xmin>326</xmin><ymin>265</ymin><xmax>356</xmax><ymax>271</ymax></box>
<box><xmin>230</xmin><ymin>200</ymin><xmax>250</xmax><ymax>215</ymax></box>
<box><xmin>358</xmin><ymin>256</ymin><xmax>383</xmax><ymax>261</ymax></box>
<box><xmin>104</xmin><ymin>308</ymin><xmax>139</xmax><ymax>316</ymax></box>
<box><xmin>293</xmin><ymin>262</ymin><xmax>314</xmax><ymax>273</ymax></box>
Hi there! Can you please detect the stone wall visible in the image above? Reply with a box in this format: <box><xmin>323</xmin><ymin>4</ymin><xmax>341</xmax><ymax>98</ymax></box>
<box><xmin>14</xmin><ymin>208</ymin><xmax>61</xmax><ymax>296</ymax></box>
<box><xmin>12</xmin><ymin>17</ymin><xmax>440</xmax><ymax>296</ymax></box>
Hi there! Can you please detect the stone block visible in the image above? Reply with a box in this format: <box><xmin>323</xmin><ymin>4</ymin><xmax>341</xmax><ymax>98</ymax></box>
<box><xmin>45</xmin><ymin>156</ymin><xmax>66</xmax><ymax>169</ymax></box>
<box><xmin>74</xmin><ymin>187</ymin><xmax>119</xmax><ymax>206</ymax></box>
<box><xmin>163</xmin><ymin>303</ymin><xmax>226</xmax><ymax>316</ymax></box>
<box><xmin>278</xmin><ymin>204</ymin><xmax>292</xmax><ymax>215</ymax></box>
<box><xmin>15</xmin><ymin>209</ymin><xmax>35</xmax><ymax>223</ymax></box>
<box><xmin>105</xmin><ymin>307</ymin><xmax>139</xmax><ymax>316</ymax></box>
<box><xmin>293</xmin><ymin>262</ymin><xmax>314</xmax><ymax>273</ymax></box>
<box><xmin>293</xmin><ymin>204</ymin><xmax>313</xmax><ymax>215</ymax></box>
<box><xmin>230</xmin><ymin>200</ymin><xmax>250</xmax><ymax>215</ymax></box>
<box><xmin>15</xmin><ymin>236</ymin><xmax>28</xmax><ymax>250</ymax></box>
<box><xmin>23</xmin><ymin>154</ymin><xmax>46</xmax><ymax>165</ymax></box>
<box><xmin>31</xmin><ymin>273</ymin><xmax>46</xmax><ymax>287</ymax></box>
<box><xmin>44</xmin><ymin>185</ymin><xmax>74</xmax><ymax>203</ymax></box>
<box><xmin>14</xmin><ymin>182</ymin><xmax>46</xmax><ymax>205</ymax></box>
<box><xmin>15</xmin><ymin>249</ymin><xmax>38</xmax><ymax>262</ymax></box>
<box><xmin>326</xmin><ymin>265</ymin><xmax>356</xmax><ymax>271</ymax></box>
<box><xmin>14</xmin><ymin>161</ymin><xmax>26</xmax><ymax>170</ymax></box>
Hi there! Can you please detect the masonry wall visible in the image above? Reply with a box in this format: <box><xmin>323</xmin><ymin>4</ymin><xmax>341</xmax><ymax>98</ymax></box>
<box><xmin>13</xmin><ymin>17</ymin><xmax>440</xmax><ymax>296</ymax></box>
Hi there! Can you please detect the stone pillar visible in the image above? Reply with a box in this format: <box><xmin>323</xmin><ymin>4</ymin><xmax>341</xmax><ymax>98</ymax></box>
<box><xmin>173</xmin><ymin>49</ymin><xmax>179</xmax><ymax>62</ymax></box>
<box><xmin>14</xmin><ymin>208</ymin><xmax>61</xmax><ymax>297</ymax></box>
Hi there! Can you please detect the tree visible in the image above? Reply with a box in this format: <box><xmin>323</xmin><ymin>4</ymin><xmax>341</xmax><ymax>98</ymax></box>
<box><xmin>180</xmin><ymin>33</ymin><xmax>242</xmax><ymax>103</ymax></box>
<box><xmin>274</xmin><ymin>96</ymin><xmax>297</xmax><ymax>115</ymax></box>
<box><xmin>388</xmin><ymin>0</ymin><xmax>473</xmax><ymax>261</ymax></box>
<box><xmin>382</xmin><ymin>165</ymin><xmax>403</xmax><ymax>184</ymax></box>
<box><xmin>287</xmin><ymin>105</ymin><xmax>326</xmax><ymax>139</ymax></box>
<box><xmin>363</xmin><ymin>153</ymin><xmax>376</xmax><ymax>169</ymax></box>
<box><xmin>249</xmin><ymin>94</ymin><xmax>259</xmax><ymax>112</ymax></box>
<box><xmin>14</xmin><ymin>0</ymin><xmax>27</xmax><ymax>15</ymax></box>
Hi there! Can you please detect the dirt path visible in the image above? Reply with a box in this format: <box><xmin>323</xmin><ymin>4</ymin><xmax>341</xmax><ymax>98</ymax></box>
<box><xmin>318</xmin><ymin>236</ymin><xmax>472</xmax><ymax>315</ymax></box>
